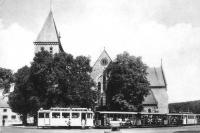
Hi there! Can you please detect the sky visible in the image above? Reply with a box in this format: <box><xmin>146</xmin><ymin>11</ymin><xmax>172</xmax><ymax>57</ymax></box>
<box><xmin>0</xmin><ymin>0</ymin><xmax>200</xmax><ymax>103</ymax></box>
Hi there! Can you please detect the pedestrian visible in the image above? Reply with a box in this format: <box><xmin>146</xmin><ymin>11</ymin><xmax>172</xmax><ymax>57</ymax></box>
<box><xmin>68</xmin><ymin>118</ymin><xmax>71</xmax><ymax>129</ymax></box>
<box><xmin>2</xmin><ymin>118</ymin><xmax>5</xmax><ymax>126</ymax></box>
<box><xmin>81</xmin><ymin>119</ymin><xmax>85</xmax><ymax>129</ymax></box>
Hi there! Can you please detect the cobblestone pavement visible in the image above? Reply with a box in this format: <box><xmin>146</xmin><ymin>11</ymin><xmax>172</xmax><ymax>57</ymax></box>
<box><xmin>1</xmin><ymin>125</ymin><xmax>200</xmax><ymax>133</ymax></box>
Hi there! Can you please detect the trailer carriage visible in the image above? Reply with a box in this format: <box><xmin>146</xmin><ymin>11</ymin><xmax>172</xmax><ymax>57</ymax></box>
<box><xmin>94</xmin><ymin>111</ymin><xmax>200</xmax><ymax>127</ymax></box>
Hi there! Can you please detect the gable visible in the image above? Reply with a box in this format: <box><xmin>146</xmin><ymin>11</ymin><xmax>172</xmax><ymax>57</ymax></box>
<box><xmin>91</xmin><ymin>50</ymin><xmax>112</xmax><ymax>81</ymax></box>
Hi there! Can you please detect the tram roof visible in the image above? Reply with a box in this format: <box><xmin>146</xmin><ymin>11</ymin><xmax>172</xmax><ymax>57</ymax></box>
<box><xmin>167</xmin><ymin>113</ymin><xmax>200</xmax><ymax>116</ymax></box>
<box><xmin>96</xmin><ymin>111</ymin><xmax>166</xmax><ymax>115</ymax></box>
<box><xmin>38</xmin><ymin>107</ymin><xmax>92</xmax><ymax>112</ymax></box>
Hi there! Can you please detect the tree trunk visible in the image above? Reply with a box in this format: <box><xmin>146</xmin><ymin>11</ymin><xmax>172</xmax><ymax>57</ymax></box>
<box><xmin>22</xmin><ymin>114</ymin><xmax>27</xmax><ymax>126</ymax></box>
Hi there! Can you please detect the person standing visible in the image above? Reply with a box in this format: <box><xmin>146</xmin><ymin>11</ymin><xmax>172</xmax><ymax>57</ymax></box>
<box><xmin>81</xmin><ymin>119</ymin><xmax>85</xmax><ymax>129</ymax></box>
<box><xmin>2</xmin><ymin>118</ymin><xmax>5</xmax><ymax>126</ymax></box>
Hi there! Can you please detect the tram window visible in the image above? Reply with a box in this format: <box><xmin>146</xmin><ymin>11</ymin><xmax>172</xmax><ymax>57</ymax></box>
<box><xmin>62</xmin><ymin>113</ymin><xmax>70</xmax><ymax>118</ymax></box>
<box><xmin>72</xmin><ymin>113</ymin><xmax>80</xmax><ymax>118</ymax></box>
<box><xmin>45</xmin><ymin>113</ymin><xmax>49</xmax><ymax>118</ymax></box>
<box><xmin>87</xmin><ymin>113</ymin><xmax>92</xmax><ymax>119</ymax></box>
<box><xmin>52</xmin><ymin>112</ymin><xmax>60</xmax><ymax>118</ymax></box>
<box><xmin>188</xmin><ymin>115</ymin><xmax>194</xmax><ymax>119</ymax></box>
<box><xmin>39</xmin><ymin>113</ymin><xmax>44</xmax><ymax>118</ymax></box>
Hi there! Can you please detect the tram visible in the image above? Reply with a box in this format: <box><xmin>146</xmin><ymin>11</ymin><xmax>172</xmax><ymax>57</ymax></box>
<box><xmin>38</xmin><ymin>108</ymin><xmax>94</xmax><ymax>127</ymax></box>
<box><xmin>37</xmin><ymin>108</ymin><xmax>200</xmax><ymax>128</ymax></box>
<box><xmin>167</xmin><ymin>113</ymin><xmax>198</xmax><ymax>125</ymax></box>
<box><xmin>94</xmin><ymin>111</ymin><xmax>200</xmax><ymax>127</ymax></box>
<box><xmin>94</xmin><ymin>111</ymin><xmax>168</xmax><ymax>127</ymax></box>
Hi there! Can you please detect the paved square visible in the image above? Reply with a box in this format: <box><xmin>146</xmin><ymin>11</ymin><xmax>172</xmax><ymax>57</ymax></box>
<box><xmin>1</xmin><ymin>126</ymin><xmax>200</xmax><ymax>133</ymax></box>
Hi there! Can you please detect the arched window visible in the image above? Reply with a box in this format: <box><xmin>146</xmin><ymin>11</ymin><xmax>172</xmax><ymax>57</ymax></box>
<box><xmin>101</xmin><ymin>98</ymin><xmax>103</xmax><ymax>106</ymax></box>
<box><xmin>98</xmin><ymin>82</ymin><xmax>101</xmax><ymax>91</ymax></box>
<box><xmin>148</xmin><ymin>108</ymin><xmax>151</xmax><ymax>113</ymax></box>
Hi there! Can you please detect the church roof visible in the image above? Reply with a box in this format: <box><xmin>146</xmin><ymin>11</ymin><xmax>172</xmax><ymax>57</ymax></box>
<box><xmin>143</xmin><ymin>90</ymin><xmax>158</xmax><ymax>105</ymax></box>
<box><xmin>35</xmin><ymin>11</ymin><xmax>60</xmax><ymax>42</ymax></box>
<box><xmin>147</xmin><ymin>67</ymin><xmax>166</xmax><ymax>87</ymax></box>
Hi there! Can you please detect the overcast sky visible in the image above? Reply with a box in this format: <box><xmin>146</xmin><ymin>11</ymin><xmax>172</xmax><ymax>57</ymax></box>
<box><xmin>0</xmin><ymin>0</ymin><xmax>200</xmax><ymax>103</ymax></box>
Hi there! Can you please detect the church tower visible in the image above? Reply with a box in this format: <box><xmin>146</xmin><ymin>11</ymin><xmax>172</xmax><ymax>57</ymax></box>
<box><xmin>34</xmin><ymin>10</ymin><xmax>64</xmax><ymax>54</ymax></box>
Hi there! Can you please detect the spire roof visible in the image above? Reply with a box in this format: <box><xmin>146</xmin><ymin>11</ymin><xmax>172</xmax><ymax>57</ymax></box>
<box><xmin>35</xmin><ymin>11</ymin><xmax>60</xmax><ymax>42</ymax></box>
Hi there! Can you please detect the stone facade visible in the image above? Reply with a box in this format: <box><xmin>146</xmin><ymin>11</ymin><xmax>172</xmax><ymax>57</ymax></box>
<box><xmin>90</xmin><ymin>50</ymin><xmax>112</xmax><ymax>106</ymax></box>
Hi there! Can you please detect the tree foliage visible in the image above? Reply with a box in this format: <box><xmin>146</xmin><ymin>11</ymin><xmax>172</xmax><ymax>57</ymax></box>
<box><xmin>29</xmin><ymin>51</ymin><xmax>96</xmax><ymax>109</ymax></box>
<box><xmin>105</xmin><ymin>52</ymin><xmax>150</xmax><ymax>112</ymax></box>
<box><xmin>0</xmin><ymin>67</ymin><xmax>14</xmax><ymax>94</ymax></box>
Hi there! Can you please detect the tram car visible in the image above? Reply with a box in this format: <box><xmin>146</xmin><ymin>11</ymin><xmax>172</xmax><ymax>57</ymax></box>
<box><xmin>94</xmin><ymin>111</ymin><xmax>168</xmax><ymax>127</ymax></box>
<box><xmin>167</xmin><ymin>113</ymin><xmax>198</xmax><ymax>125</ymax></box>
<box><xmin>94</xmin><ymin>111</ymin><xmax>200</xmax><ymax>127</ymax></box>
<box><xmin>38</xmin><ymin>108</ymin><xmax>94</xmax><ymax>128</ymax></box>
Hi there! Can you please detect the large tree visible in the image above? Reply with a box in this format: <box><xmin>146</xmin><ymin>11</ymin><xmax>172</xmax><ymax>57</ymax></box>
<box><xmin>105</xmin><ymin>52</ymin><xmax>150</xmax><ymax>112</ymax></box>
<box><xmin>0</xmin><ymin>67</ymin><xmax>14</xmax><ymax>94</ymax></box>
<box><xmin>8</xmin><ymin>66</ymin><xmax>39</xmax><ymax>125</ymax></box>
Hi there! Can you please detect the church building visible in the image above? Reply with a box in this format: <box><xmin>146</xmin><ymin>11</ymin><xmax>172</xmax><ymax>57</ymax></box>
<box><xmin>90</xmin><ymin>50</ymin><xmax>169</xmax><ymax>114</ymax></box>
<box><xmin>34</xmin><ymin>11</ymin><xmax>169</xmax><ymax>114</ymax></box>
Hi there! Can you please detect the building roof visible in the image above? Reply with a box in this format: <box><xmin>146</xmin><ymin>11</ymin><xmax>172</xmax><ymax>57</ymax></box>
<box><xmin>147</xmin><ymin>67</ymin><xmax>166</xmax><ymax>87</ymax></box>
<box><xmin>0</xmin><ymin>96</ymin><xmax>9</xmax><ymax>108</ymax></box>
<box><xmin>35</xmin><ymin>11</ymin><xmax>60</xmax><ymax>42</ymax></box>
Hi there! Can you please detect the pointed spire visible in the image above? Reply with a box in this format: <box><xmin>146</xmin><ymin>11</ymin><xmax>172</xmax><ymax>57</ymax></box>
<box><xmin>50</xmin><ymin>0</ymin><xmax>52</xmax><ymax>11</ymax></box>
<box><xmin>160</xmin><ymin>58</ymin><xmax>167</xmax><ymax>88</ymax></box>
<box><xmin>35</xmin><ymin>11</ymin><xmax>60</xmax><ymax>42</ymax></box>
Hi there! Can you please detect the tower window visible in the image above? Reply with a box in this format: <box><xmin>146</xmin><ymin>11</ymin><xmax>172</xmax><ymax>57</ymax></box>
<box><xmin>40</xmin><ymin>47</ymin><xmax>44</xmax><ymax>51</ymax></box>
<box><xmin>50</xmin><ymin>47</ymin><xmax>53</xmax><ymax>54</ymax></box>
